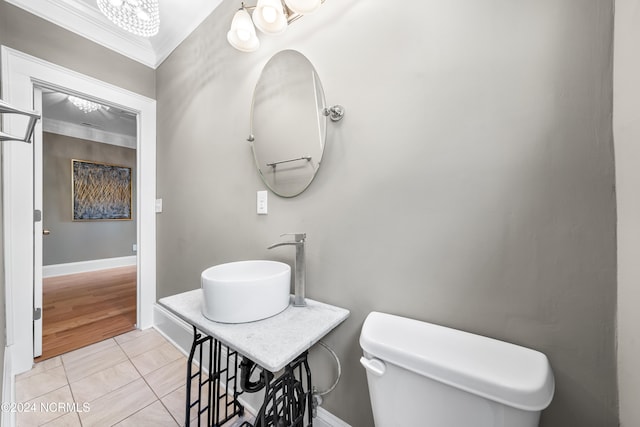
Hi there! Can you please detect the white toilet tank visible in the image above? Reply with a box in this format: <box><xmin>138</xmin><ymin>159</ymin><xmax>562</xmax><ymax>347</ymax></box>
<box><xmin>360</xmin><ymin>312</ymin><xmax>554</xmax><ymax>427</ymax></box>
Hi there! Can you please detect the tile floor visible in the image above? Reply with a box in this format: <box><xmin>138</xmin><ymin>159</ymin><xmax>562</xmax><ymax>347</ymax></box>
<box><xmin>14</xmin><ymin>328</ymin><xmax>253</xmax><ymax>427</ymax></box>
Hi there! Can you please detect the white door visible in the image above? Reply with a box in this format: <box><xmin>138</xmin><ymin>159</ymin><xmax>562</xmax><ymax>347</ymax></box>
<box><xmin>33</xmin><ymin>86</ymin><xmax>43</xmax><ymax>358</ymax></box>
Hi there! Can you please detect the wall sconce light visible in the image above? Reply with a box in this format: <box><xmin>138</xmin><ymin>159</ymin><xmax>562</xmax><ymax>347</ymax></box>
<box><xmin>0</xmin><ymin>99</ymin><xmax>41</xmax><ymax>143</ymax></box>
<box><xmin>227</xmin><ymin>0</ymin><xmax>324</xmax><ymax>52</ymax></box>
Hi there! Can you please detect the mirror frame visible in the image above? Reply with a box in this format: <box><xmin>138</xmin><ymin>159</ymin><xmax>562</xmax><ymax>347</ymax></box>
<box><xmin>249</xmin><ymin>50</ymin><xmax>327</xmax><ymax>198</ymax></box>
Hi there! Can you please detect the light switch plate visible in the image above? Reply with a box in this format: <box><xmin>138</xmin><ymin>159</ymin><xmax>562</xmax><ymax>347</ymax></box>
<box><xmin>257</xmin><ymin>191</ymin><xmax>268</xmax><ymax>215</ymax></box>
<box><xmin>155</xmin><ymin>198</ymin><xmax>163</xmax><ymax>213</ymax></box>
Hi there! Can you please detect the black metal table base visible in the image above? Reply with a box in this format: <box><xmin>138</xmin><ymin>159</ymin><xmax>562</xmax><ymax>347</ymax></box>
<box><xmin>185</xmin><ymin>326</ymin><xmax>313</xmax><ymax>427</ymax></box>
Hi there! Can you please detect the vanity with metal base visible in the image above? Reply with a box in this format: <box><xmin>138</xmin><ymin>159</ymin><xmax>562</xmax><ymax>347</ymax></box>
<box><xmin>158</xmin><ymin>290</ymin><xmax>349</xmax><ymax>427</ymax></box>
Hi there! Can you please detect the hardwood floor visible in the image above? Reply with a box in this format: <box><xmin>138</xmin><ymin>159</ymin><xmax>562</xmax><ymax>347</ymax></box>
<box><xmin>36</xmin><ymin>265</ymin><xmax>137</xmax><ymax>361</ymax></box>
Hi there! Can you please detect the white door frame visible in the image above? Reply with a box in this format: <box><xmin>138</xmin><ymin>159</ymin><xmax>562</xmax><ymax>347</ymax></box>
<box><xmin>32</xmin><ymin>86</ymin><xmax>43</xmax><ymax>358</ymax></box>
<box><xmin>1</xmin><ymin>46</ymin><xmax>157</xmax><ymax>374</ymax></box>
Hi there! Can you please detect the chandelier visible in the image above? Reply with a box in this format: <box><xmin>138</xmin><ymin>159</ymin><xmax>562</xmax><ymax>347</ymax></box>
<box><xmin>68</xmin><ymin>96</ymin><xmax>109</xmax><ymax>114</ymax></box>
<box><xmin>97</xmin><ymin>0</ymin><xmax>160</xmax><ymax>37</ymax></box>
<box><xmin>227</xmin><ymin>0</ymin><xmax>324</xmax><ymax>52</ymax></box>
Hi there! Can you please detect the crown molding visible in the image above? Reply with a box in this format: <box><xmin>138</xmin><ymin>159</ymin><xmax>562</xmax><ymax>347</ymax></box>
<box><xmin>43</xmin><ymin>117</ymin><xmax>137</xmax><ymax>149</ymax></box>
<box><xmin>152</xmin><ymin>0</ymin><xmax>224</xmax><ymax>66</ymax></box>
<box><xmin>5</xmin><ymin>0</ymin><xmax>156</xmax><ymax>68</ymax></box>
<box><xmin>5</xmin><ymin>0</ymin><xmax>223</xmax><ymax>69</ymax></box>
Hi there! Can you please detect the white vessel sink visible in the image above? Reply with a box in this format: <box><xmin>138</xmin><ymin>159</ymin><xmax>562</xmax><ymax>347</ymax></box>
<box><xmin>201</xmin><ymin>260</ymin><xmax>291</xmax><ymax>323</ymax></box>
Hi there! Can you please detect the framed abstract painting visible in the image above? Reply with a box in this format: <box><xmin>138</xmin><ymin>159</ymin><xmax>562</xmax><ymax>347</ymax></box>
<box><xmin>72</xmin><ymin>159</ymin><xmax>132</xmax><ymax>221</ymax></box>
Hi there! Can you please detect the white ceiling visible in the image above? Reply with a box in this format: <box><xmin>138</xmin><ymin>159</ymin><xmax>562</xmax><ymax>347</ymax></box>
<box><xmin>42</xmin><ymin>88</ymin><xmax>138</xmax><ymax>149</ymax></box>
<box><xmin>5</xmin><ymin>0</ymin><xmax>224</xmax><ymax>69</ymax></box>
<box><xmin>7</xmin><ymin>0</ymin><xmax>225</xmax><ymax>146</ymax></box>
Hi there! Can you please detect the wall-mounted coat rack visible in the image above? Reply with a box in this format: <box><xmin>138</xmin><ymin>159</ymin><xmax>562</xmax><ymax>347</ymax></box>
<box><xmin>0</xmin><ymin>99</ymin><xmax>41</xmax><ymax>143</ymax></box>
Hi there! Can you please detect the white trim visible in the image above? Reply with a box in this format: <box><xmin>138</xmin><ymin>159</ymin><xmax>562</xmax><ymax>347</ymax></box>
<box><xmin>1</xmin><ymin>46</ymin><xmax>156</xmax><ymax>374</ymax></box>
<box><xmin>315</xmin><ymin>407</ymin><xmax>352</xmax><ymax>427</ymax></box>
<box><xmin>152</xmin><ymin>304</ymin><xmax>351</xmax><ymax>427</ymax></box>
<box><xmin>3</xmin><ymin>0</ymin><xmax>156</xmax><ymax>68</ymax></box>
<box><xmin>150</xmin><ymin>0</ymin><xmax>223</xmax><ymax>67</ymax></box>
<box><xmin>43</xmin><ymin>256</ymin><xmax>137</xmax><ymax>278</ymax></box>
<box><xmin>33</xmin><ymin>87</ymin><xmax>43</xmax><ymax>358</ymax></box>
<box><xmin>3</xmin><ymin>0</ymin><xmax>224</xmax><ymax>69</ymax></box>
<box><xmin>153</xmin><ymin>303</ymin><xmax>195</xmax><ymax>356</ymax></box>
<box><xmin>2</xmin><ymin>347</ymin><xmax>16</xmax><ymax>427</ymax></box>
<box><xmin>43</xmin><ymin>117</ymin><xmax>137</xmax><ymax>149</ymax></box>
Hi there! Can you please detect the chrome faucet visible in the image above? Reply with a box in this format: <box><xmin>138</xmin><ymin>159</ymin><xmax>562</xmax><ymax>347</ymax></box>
<box><xmin>268</xmin><ymin>233</ymin><xmax>306</xmax><ymax>307</ymax></box>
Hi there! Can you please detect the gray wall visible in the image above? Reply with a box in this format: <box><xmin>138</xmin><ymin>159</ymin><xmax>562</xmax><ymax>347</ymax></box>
<box><xmin>156</xmin><ymin>1</ymin><xmax>617</xmax><ymax>426</ymax></box>
<box><xmin>43</xmin><ymin>132</ymin><xmax>136</xmax><ymax>265</ymax></box>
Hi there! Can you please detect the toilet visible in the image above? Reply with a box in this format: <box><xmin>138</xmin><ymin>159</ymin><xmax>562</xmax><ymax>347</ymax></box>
<box><xmin>359</xmin><ymin>312</ymin><xmax>554</xmax><ymax>427</ymax></box>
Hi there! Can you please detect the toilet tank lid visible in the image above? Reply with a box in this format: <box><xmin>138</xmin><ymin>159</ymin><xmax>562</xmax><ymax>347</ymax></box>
<box><xmin>360</xmin><ymin>312</ymin><xmax>555</xmax><ymax>411</ymax></box>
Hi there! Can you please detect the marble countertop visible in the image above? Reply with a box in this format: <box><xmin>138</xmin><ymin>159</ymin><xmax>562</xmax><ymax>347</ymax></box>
<box><xmin>158</xmin><ymin>289</ymin><xmax>350</xmax><ymax>372</ymax></box>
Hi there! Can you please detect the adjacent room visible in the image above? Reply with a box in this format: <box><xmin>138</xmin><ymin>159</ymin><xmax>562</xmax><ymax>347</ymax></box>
<box><xmin>37</xmin><ymin>88</ymin><xmax>138</xmax><ymax>360</ymax></box>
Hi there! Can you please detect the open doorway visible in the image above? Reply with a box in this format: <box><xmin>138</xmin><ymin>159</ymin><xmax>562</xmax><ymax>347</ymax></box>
<box><xmin>2</xmin><ymin>46</ymin><xmax>156</xmax><ymax>376</ymax></box>
<box><xmin>35</xmin><ymin>87</ymin><xmax>138</xmax><ymax>360</ymax></box>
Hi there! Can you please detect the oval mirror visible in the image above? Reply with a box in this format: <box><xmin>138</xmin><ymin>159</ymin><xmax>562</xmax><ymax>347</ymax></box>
<box><xmin>250</xmin><ymin>50</ymin><xmax>327</xmax><ymax>197</ymax></box>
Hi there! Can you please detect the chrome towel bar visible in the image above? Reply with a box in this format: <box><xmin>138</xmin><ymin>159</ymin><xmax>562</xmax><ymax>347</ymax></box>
<box><xmin>267</xmin><ymin>156</ymin><xmax>312</xmax><ymax>168</ymax></box>
<box><xmin>0</xmin><ymin>99</ymin><xmax>41</xmax><ymax>143</ymax></box>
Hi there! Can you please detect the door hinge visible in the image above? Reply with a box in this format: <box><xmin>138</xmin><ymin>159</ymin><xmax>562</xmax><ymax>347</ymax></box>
<box><xmin>34</xmin><ymin>307</ymin><xmax>42</xmax><ymax>321</ymax></box>
<box><xmin>34</xmin><ymin>209</ymin><xmax>42</xmax><ymax>222</ymax></box>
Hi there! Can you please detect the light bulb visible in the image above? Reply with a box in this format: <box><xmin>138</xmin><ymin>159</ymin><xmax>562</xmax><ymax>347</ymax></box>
<box><xmin>284</xmin><ymin>0</ymin><xmax>321</xmax><ymax>15</ymax></box>
<box><xmin>237</xmin><ymin>29</ymin><xmax>250</xmax><ymax>41</ymax></box>
<box><xmin>227</xmin><ymin>8</ymin><xmax>260</xmax><ymax>52</ymax></box>
<box><xmin>262</xmin><ymin>6</ymin><xmax>277</xmax><ymax>23</ymax></box>
<box><xmin>252</xmin><ymin>0</ymin><xmax>287</xmax><ymax>34</ymax></box>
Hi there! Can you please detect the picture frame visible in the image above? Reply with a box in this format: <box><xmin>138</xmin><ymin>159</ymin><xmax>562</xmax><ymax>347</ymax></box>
<box><xmin>72</xmin><ymin>159</ymin><xmax>132</xmax><ymax>221</ymax></box>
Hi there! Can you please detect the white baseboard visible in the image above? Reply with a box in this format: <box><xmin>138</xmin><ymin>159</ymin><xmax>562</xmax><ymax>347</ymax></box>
<box><xmin>152</xmin><ymin>304</ymin><xmax>350</xmax><ymax>427</ymax></box>
<box><xmin>315</xmin><ymin>407</ymin><xmax>352</xmax><ymax>427</ymax></box>
<box><xmin>2</xmin><ymin>346</ymin><xmax>16</xmax><ymax>427</ymax></box>
<box><xmin>152</xmin><ymin>304</ymin><xmax>193</xmax><ymax>357</ymax></box>
<box><xmin>43</xmin><ymin>255</ymin><xmax>137</xmax><ymax>278</ymax></box>
<box><xmin>153</xmin><ymin>304</ymin><xmax>263</xmax><ymax>414</ymax></box>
